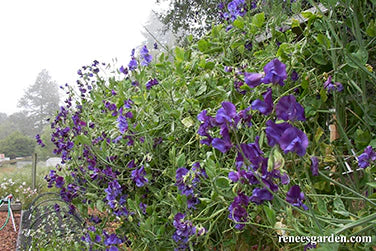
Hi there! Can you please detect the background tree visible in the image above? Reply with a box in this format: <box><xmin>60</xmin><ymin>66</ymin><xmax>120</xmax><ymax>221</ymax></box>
<box><xmin>141</xmin><ymin>11</ymin><xmax>178</xmax><ymax>52</ymax></box>
<box><xmin>155</xmin><ymin>0</ymin><xmax>223</xmax><ymax>41</ymax></box>
<box><xmin>0</xmin><ymin>131</ymin><xmax>35</xmax><ymax>159</ymax></box>
<box><xmin>18</xmin><ymin>69</ymin><xmax>60</xmax><ymax>135</ymax></box>
<box><xmin>0</xmin><ymin>112</ymin><xmax>32</xmax><ymax>139</ymax></box>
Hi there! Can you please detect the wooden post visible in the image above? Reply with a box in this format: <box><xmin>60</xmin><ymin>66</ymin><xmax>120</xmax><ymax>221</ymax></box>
<box><xmin>32</xmin><ymin>153</ymin><xmax>37</xmax><ymax>190</ymax></box>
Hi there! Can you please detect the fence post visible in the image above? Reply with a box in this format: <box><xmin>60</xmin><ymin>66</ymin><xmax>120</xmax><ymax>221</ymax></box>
<box><xmin>32</xmin><ymin>153</ymin><xmax>37</xmax><ymax>190</ymax></box>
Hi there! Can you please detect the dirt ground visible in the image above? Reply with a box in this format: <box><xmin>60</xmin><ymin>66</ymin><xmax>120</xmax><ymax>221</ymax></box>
<box><xmin>0</xmin><ymin>211</ymin><xmax>21</xmax><ymax>251</ymax></box>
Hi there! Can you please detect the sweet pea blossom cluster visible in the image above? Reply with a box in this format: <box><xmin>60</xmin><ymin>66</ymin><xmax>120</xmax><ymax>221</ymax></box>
<box><xmin>82</xmin><ymin>226</ymin><xmax>127</xmax><ymax>251</ymax></box>
<box><xmin>172</xmin><ymin>213</ymin><xmax>205</xmax><ymax>250</ymax></box>
<box><xmin>323</xmin><ymin>75</ymin><xmax>343</xmax><ymax>93</ymax></box>
<box><xmin>123</xmin><ymin>45</ymin><xmax>153</xmax><ymax>72</ymax></box>
<box><xmin>198</xmin><ymin>58</ymin><xmax>309</xmax><ymax>228</ymax></box>
<box><xmin>358</xmin><ymin>146</ymin><xmax>376</xmax><ymax>168</ymax></box>
<box><xmin>175</xmin><ymin>162</ymin><xmax>208</xmax><ymax>209</ymax></box>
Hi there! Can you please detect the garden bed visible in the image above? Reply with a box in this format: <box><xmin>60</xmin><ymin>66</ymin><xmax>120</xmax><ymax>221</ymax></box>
<box><xmin>0</xmin><ymin>211</ymin><xmax>21</xmax><ymax>251</ymax></box>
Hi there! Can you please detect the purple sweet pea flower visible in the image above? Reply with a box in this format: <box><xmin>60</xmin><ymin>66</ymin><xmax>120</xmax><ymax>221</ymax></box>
<box><xmin>265</xmin><ymin>120</ymin><xmax>308</xmax><ymax>156</ymax></box>
<box><xmin>216</xmin><ymin>102</ymin><xmax>237</xmax><ymax>125</ymax></box>
<box><xmin>146</xmin><ymin>78</ymin><xmax>159</xmax><ymax>90</ymax></box>
<box><xmin>139</xmin><ymin>202</ymin><xmax>147</xmax><ymax>214</ymax></box>
<box><xmin>55</xmin><ymin>176</ymin><xmax>65</xmax><ymax>188</ymax></box>
<box><xmin>236</xmin><ymin>107</ymin><xmax>252</xmax><ymax>127</ymax></box>
<box><xmin>279</xmin><ymin>126</ymin><xmax>309</xmax><ymax>157</ymax></box>
<box><xmin>175</xmin><ymin>167</ymin><xmax>194</xmax><ymax>196</ymax></box>
<box><xmin>35</xmin><ymin>134</ymin><xmax>46</xmax><ymax>147</ymax></box>
<box><xmin>275</xmin><ymin>95</ymin><xmax>306</xmax><ymax>121</ymax></box>
<box><xmin>128</xmin><ymin>57</ymin><xmax>138</xmax><ymax>71</ymax></box>
<box><xmin>119</xmin><ymin>65</ymin><xmax>128</xmax><ymax>75</ymax></box>
<box><xmin>244</xmin><ymin>72</ymin><xmax>263</xmax><ymax>88</ymax></box>
<box><xmin>117</xmin><ymin>114</ymin><xmax>128</xmax><ymax>134</ymax></box>
<box><xmin>324</xmin><ymin>76</ymin><xmax>343</xmax><ymax>93</ymax></box>
<box><xmin>290</xmin><ymin>70</ymin><xmax>299</xmax><ymax>81</ymax></box>
<box><xmin>228</xmin><ymin>192</ymin><xmax>250</xmax><ymax>230</ymax></box>
<box><xmin>212</xmin><ymin>127</ymin><xmax>233</xmax><ymax>153</ymax></box>
<box><xmin>265</xmin><ymin>120</ymin><xmax>291</xmax><ymax>147</ymax></box>
<box><xmin>237</xmin><ymin>136</ymin><xmax>264</xmax><ymax>167</ymax></box>
<box><xmin>281</xmin><ymin>173</ymin><xmax>290</xmax><ymax>185</ymax></box>
<box><xmin>140</xmin><ymin>45</ymin><xmax>152</xmax><ymax>66</ymax></box>
<box><xmin>103</xmin><ymin>231</ymin><xmax>123</xmax><ymax>246</ymax></box>
<box><xmin>197</xmin><ymin>110</ymin><xmax>215</xmax><ymax>146</ymax></box>
<box><xmin>172</xmin><ymin>213</ymin><xmax>197</xmax><ymax>244</ymax></box>
<box><xmin>304</xmin><ymin>243</ymin><xmax>317</xmax><ymax>251</ymax></box>
<box><xmin>358</xmin><ymin>146</ymin><xmax>376</xmax><ymax>168</ymax></box>
<box><xmin>310</xmin><ymin>156</ymin><xmax>319</xmax><ymax>176</ymax></box>
<box><xmin>250</xmin><ymin>187</ymin><xmax>273</xmax><ymax>205</ymax></box>
<box><xmin>224</xmin><ymin>66</ymin><xmax>233</xmax><ymax>72</ymax></box>
<box><xmin>262</xmin><ymin>58</ymin><xmax>287</xmax><ymax>86</ymax></box>
<box><xmin>131</xmin><ymin>166</ymin><xmax>148</xmax><ymax>187</ymax></box>
<box><xmin>251</xmin><ymin>87</ymin><xmax>273</xmax><ymax>115</ymax></box>
<box><xmin>286</xmin><ymin>185</ymin><xmax>308</xmax><ymax>210</ymax></box>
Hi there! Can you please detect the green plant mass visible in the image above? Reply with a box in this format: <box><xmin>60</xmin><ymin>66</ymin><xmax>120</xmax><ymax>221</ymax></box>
<box><xmin>0</xmin><ymin>132</ymin><xmax>35</xmax><ymax>159</ymax></box>
<box><xmin>28</xmin><ymin>0</ymin><xmax>376</xmax><ymax>250</ymax></box>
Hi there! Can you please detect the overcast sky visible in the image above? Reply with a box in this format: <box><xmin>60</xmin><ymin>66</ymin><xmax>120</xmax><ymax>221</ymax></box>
<box><xmin>0</xmin><ymin>0</ymin><xmax>165</xmax><ymax>115</ymax></box>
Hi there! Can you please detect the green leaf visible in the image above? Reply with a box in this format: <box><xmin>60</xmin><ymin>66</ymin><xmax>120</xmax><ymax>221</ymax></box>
<box><xmin>177</xmin><ymin>153</ymin><xmax>186</xmax><ymax>167</ymax></box>
<box><xmin>205</xmin><ymin>158</ymin><xmax>216</xmax><ymax>179</ymax></box>
<box><xmin>313</xmin><ymin>52</ymin><xmax>328</xmax><ymax>65</ymax></box>
<box><xmin>233</xmin><ymin>16</ymin><xmax>245</xmax><ymax>29</ymax></box>
<box><xmin>175</xmin><ymin>47</ymin><xmax>185</xmax><ymax>62</ymax></box>
<box><xmin>205</xmin><ymin>61</ymin><xmax>215</xmax><ymax>70</ymax></box>
<box><xmin>319</xmin><ymin>88</ymin><xmax>328</xmax><ymax>103</ymax></box>
<box><xmin>316</xmin><ymin>33</ymin><xmax>330</xmax><ymax>48</ymax></box>
<box><xmin>196</xmin><ymin>84</ymin><xmax>207</xmax><ymax>96</ymax></box>
<box><xmin>317</xmin><ymin>199</ymin><xmax>328</xmax><ymax>214</ymax></box>
<box><xmin>198</xmin><ymin>39</ymin><xmax>209</xmax><ymax>52</ymax></box>
<box><xmin>74</xmin><ymin>135</ymin><xmax>90</xmax><ymax>145</ymax></box>
<box><xmin>276</xmin><ymin>43</ymin><xmax>290</xmax><ymax>60</ymax></box>
<box><xmin>263</xmin><ymin>205</ymin><xmax>276</xmax><ymax>226</ymax></box>
<box><xmin>96</xmin><ymin>200</ymin><xmax>105</xmax><ymax>212</ymax></box>
<box><xmin>291</xmin><ymin>18</ymin><xmax>300</xmax><ymax>28</ymax></box>
<box><xmin>366</xmin><ymin>19</ymin><xmax>376</xmax><ymax>37</ymax></box>
<box><xmin>132</xmin><ymin>95</ymin><xmax>143</xmax><ymax>105</ymax></box>
<box><xmin>333</xmin><ymin>196</ymin><xmax>348</xmax><ymax>216</ymax></box>
<box><xmin>186</xmin><ymin>34</ymin><xmax>193</xmax><ymax>43</ymax></box>
<box><xmin>354</xmin><ymin>129</ymin><xmax>371</xmax><ymax>149</ymax></box>
<box><xmin>345</xmin><ymin>49</ymin><xmax>368</xmax><ymax>69</ymax></box>
<box><xmin>314</xmin><ymin>127</ymin><xmax>324</xmax><ymax>143</ymax></box>
<box><xmin>215</xmin><ymin>176</ymin><xmax>229</xmax><ymax>189</ymax></box>
<box><xmin>366</xmin><ymin>182</ymin><xmax>376</xmax><ymax>189</ymax></box>
<box><xmin>198</xmin><ymin>58</ymin><xmax>206</xmax><ymax>68</ymax></box>
<box><xmin>301</xmin><ymin>11</ymin><xmax>315</xmax><ymax>20</ymax></box>
<box><xmin>369</xmin><ymin>139</ymin><xmax>376</xmax><ymax>148</ymax></box>
<box><xmin>252</xmin><ymin>12</ymin><xmax>265</xmax><ymax>28</ymax></box>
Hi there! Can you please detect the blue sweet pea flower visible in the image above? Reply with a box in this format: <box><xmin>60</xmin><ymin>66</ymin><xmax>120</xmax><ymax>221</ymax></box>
<box><xmin>131</xmin><ymin>165</ymin><xmax>148</xmax><ymax>187</ymax></box>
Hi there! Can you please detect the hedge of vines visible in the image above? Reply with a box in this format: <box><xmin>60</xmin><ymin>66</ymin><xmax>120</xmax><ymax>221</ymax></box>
<box><xmin>36</xmin><ymin>1</ymin><xmax>376</xmax><ymax>250</ymax></box>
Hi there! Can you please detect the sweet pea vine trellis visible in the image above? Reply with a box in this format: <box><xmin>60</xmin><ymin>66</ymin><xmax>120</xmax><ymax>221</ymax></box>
<box><xmin>35</xmin><ymin>0</ymin><xmax>376</xmax><ymax>250</ymax></box>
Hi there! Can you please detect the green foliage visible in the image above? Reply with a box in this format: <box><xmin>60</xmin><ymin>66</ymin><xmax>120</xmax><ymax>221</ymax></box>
<box><xmin>0</xmin><ymin>131</ymin><xmax>35</xmax><ymax>159</ymax></box>
<box><xmin>39</xmin><ymin>0</ymin><xmax>376</xmax><ymax>250</ymax></box>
